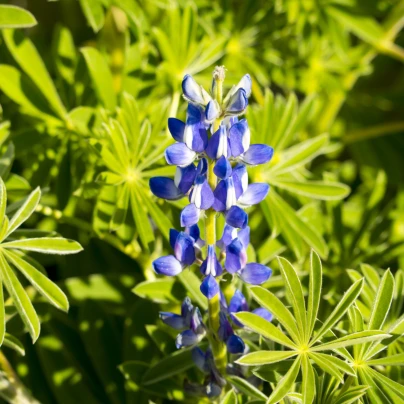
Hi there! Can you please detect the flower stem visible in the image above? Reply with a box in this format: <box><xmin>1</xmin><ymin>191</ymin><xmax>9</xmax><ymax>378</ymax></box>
<box><xmin>205</xmin><ymin>70</ymin><xmax>227</xmax><ymax>373</ymax></box>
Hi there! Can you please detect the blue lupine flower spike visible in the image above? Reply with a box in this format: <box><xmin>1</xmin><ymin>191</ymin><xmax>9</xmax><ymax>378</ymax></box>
<box><xmin>150</xmin><ymin>68</ymin><xmax>275</xmax><ymax>389</ymax></box>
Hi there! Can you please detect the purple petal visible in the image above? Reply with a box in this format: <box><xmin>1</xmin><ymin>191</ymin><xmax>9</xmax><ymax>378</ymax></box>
<box><xmin>191</xmin><ymin>347</ymin><xmax>206</xmax><ymax>371</ymax></box>
<box><xmin>237</xmin><ymin>226</ymin><xmax>250</xmax><ymax>249</ymax></box>
<box><xmin>182</xmin><ymin>74</ymin><xmax>205</xmax><ymax>105</ymax></box>
<box><xmin>168</xmin><ymin>118</ymin><xmax>185</xmax><ymax>142</ymax></box>
<box><xmin>213</xmin><ymin>156</ymin><xmax>232</xmax><ymax>180</ymax></box>
<box><xmin>229</xmin><ymin>289</ymin><xmax>249</xmax><ymax>326</ymax></box>
<box><xmin>186</xmin><ymin>224</ymin><xmax>200</xmax><ymax>242</ymax></box>
<box><xmin>181</xmin><ymin>296</ymin><xmax>194</xmax><ymax>322</ymax></box>
<box><xmin>205</xmin><ymin>100</ymin><xmax>220</xmax><ymax>122</ymax></box>
<box><xmin>241</xmin><ymin>144</ymin><xmax>274</xmax><ymax>165</ymax></box>
<box><xmin>200</xmin><ymin>274</ymin><xmax>220</xmax><ymax>299</ymax></box>
<box><xmin>238</xmin><ymin>183</ymin><xmax>270</xmax><ymax>207</ymax></box>
<box><xmin>229</xmin><ymin>289</ymin><xmax>249</xmax><ymax>314</ymax></box>
<box><xmin>174</xmin><ymin>232</ymin><xmax>196</xmax><ymax>266</ymax></box>
<box><xmin>229</xmin><ymin>119</ymin><xmax>250</xmax><ymax>157</ymax></box>
<box><xmin>190</xmin><ymin>307</ymin><xmax>206</xmax><ymax>335</ymax></box>
<box><xmin>190</xmin><ymin>176</ymin><xmax>214</xmax><ymax>210</ymax></box>
<box><xmin>152</xmin><ymin>255</ymin><xmax>182</xmax><ymax>276</ymax></box>
<box><xmin>200</xmin><ymin>245</ymin><xmax>223</xmax><ymax>277</ymax></box>
<box><xmin>217</xmin><ymin>224</ymin><xmax>237</xmax><ymax>249</ymax></box>
<box><xmin>235</xmin><ymin>74</ymin><xmax>252</xmax><ymax>97</ymax></box>
<box><xmin>239</xmin><ymin>263</ymin><xmax>272</xmax><ymax>285</ymax></box>
<box><xmin>226</xmin><ymin>88</ymin><xmax>248</xmax><ymax>115</ymax></box>
<box><xmin>149</xmin><ymin>177</ymin><xmax>182</xmax><ymax>200</ymax></box>
<box><xmin>159</xmin><ymin>312</ymin><xmax>187</xmax><ymax>330</ymax></box>
<box><xmin>206</xmin><ymin>382</ymin><xmax>222</xmax><ymax>398</ymax></box>
<box><xmin>218</xmin><ymin>312</ymin><xmax>234</xmax><ymax>342</ymax></box>
<box><xmin>226</xmin><ymin>206</ymin><xmax>248</xmax><ymax>229</ymax></box>
<box><xmin>169</xmin><ymin>228</ymin><xmax>180</xmax><ymax>249</ymax></box>
<box><xmin>184</xmin><ymin>106</ymin><xmax>208</xmax><ymax>153</ymax></box>
<box><xmin>225</xmin><ymin>239</ymin><xmax>247</xmax><ymax>273</ymax></box>
<box><xmin>176</xmin><ymin>329</ymin><xmax>200</xmax><ymax>348</ymax></box>
<box><xmin>175</xmin><ymin>164</ymin><xmax>197</xmax><ymax>194</ymax></box>
<box><xmin>212</xmin><ymin>180</ymin><xmax>227</xmax><ymax>212</ymax></box>
<box><xmin>165</xmin><ymin>143</ymin><xmax>196</xmax><ymax>167</ymax></box>
<box><xmin>196</xmin><ymin>158</ymin><xmax>208</xmax><ymax>176</ymax></box>
<box><xmin>252</xmin><ymin>307</ymin><xmax>273</xmax><ymax>322</ymax></box>
<box><xmin>232</xmin><ymin>164</ymin><xmax>248</xmax><ymax>198</ymax></box>
<box><xmin>206</xmin><ymin>126</ymin><xmax>230</xmax><ymax>160</ymax></box>
<box><xmin>226</xmin><ymin>334</ymin><xmax>245</xmax><ymax>354</ymax></box>
<box><xmin>180</xmin><ymin>203</ymin><xmax>201</xmax><ymax>227</ymax></box>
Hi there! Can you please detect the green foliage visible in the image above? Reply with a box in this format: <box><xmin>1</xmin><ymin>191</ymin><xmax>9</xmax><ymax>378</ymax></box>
<box><xmin>0</xmin><ymin>0</ymin><xmax>402</xmax><ymax>403</ymax></box>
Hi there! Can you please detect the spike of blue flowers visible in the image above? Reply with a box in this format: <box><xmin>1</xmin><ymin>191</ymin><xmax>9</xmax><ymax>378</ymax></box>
<box><xmin>150</xmin><ymin>70</ymin><xmax>275</xmax><ymax>377</ymax></box>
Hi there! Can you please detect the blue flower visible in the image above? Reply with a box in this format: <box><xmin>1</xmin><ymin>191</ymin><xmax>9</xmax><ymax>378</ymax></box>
<box><xmin>189</xmin><ymin>347</ymin><xmax>226</xmax><ymax>398</ymax></box>
<box><xmin>153</xmin><ymin>230</ymin><xmax>199</xmax><ymax>276</ymax></box>
<box><xmin>228</xmin><ymin>289</ymin><xmax>273</xmax><ymax>326</ymax></box>
<box><xmin>159</xmin><ymin>297</ymin><xmax>206</xmax><ymax>349</ymax></box>
<box><xmin>218</xmin><ymin>311</ymin><xmax>245</xmax><ymax>354</ymax></box>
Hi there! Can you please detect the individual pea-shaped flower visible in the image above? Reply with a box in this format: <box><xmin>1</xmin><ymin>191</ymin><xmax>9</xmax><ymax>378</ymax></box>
<box><xmin>149</xmin><ymin>163</ymin><xmax>197</xmax><ymax>200</ymax></box>
<box><xmin>188</xmin><ymin>347</ymin><xmax>226</xmax><ymax>398</ymax></box>
<box><xmin>160</xmin><ymin>296</ymin><xmax>193</xmax><ymax>329</ymax></box>
<box><xmin>221</xmin><ymin>73</ymin><xmax>252</xmax><ymax>116</ymax></box>
<box><xmin>152</xmin><ymin>231</ymin><xmax>197</xmax><ymax>276</ymax></box>
<box><xmin>176</xmin><ymin>307</ymin><xmax>206</xmax><ymax>348</ymax></box>
<box><xmin>218</xmin><ymin>225</ymin><xmax>272</xmax><ymax>284</ymax></box>
<box><xmin>165</xmin><ymin>104</ymin><xmax>209</xmax><ymax>167</ymax></box>
<box><xmin>213</xmin><ymin>165</ymin><xmax>270</xmax><ymax>229</ymax></box>
<box><xmin>199</xmin><ymin>245</ymin><xmax>223</xmax><ymax>300</ymax></box>
<box><xmin>228</xmin><ymin>289</ymin><xmax>273</xmax><ymax>326</ymax></box>
<box><xmin>159</xmin><ymin>297</ymin><xmax>206</xmax><ymax>348</ymax></box>
<box><xmin>180</xmin><ymin>172</ymin><xmax>215</xmax><ymax>227</ymax></box>
<box><xmin>218</xmin><ymin>311</ymin><xmax>245</xmax><ymax>354</ymax></box>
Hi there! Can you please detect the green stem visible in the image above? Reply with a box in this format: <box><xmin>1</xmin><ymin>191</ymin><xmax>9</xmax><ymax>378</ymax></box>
<box><xmin>205</xmin><ymin>71</ymin><xmax>227</xmax><ymax>373</ymax></box>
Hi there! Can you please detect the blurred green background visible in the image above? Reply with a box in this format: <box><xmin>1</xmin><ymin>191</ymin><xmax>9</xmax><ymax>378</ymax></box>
<box><xmin>0</xmin><ymin>0</ymin><xmax>403</xmax><ymax>403</ymax></box>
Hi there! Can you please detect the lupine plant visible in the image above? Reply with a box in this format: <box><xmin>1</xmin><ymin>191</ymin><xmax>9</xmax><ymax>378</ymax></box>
<box><xmin>0</xmin><ymin>1</ymin><xmax>403</xmax><ymax>403</ymax></box>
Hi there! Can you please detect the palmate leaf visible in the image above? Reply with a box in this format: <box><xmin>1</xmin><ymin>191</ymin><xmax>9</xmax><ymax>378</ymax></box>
<box><xmin>3</xmin><ymin>29</ymin><xmax>67</xmax><ymax>121</ymax></box>
<box><xmin>0</xmin><ymin>178</ymin><xmax>82</xmax><ymax>342</ymax></box>
<box><xmin>236</xmin><ymin>251</ymin><xmax>377</xmax><ymax>403</ymax></box>
<box><xmin>249</xmin><ymin>91</ymin><xmax>349</xmax><ymax>258</ymax></box>
<box><xmin>96</xmin><ymin>94</ymin><xmax>174</xmax><ymax>248</ymax></box>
